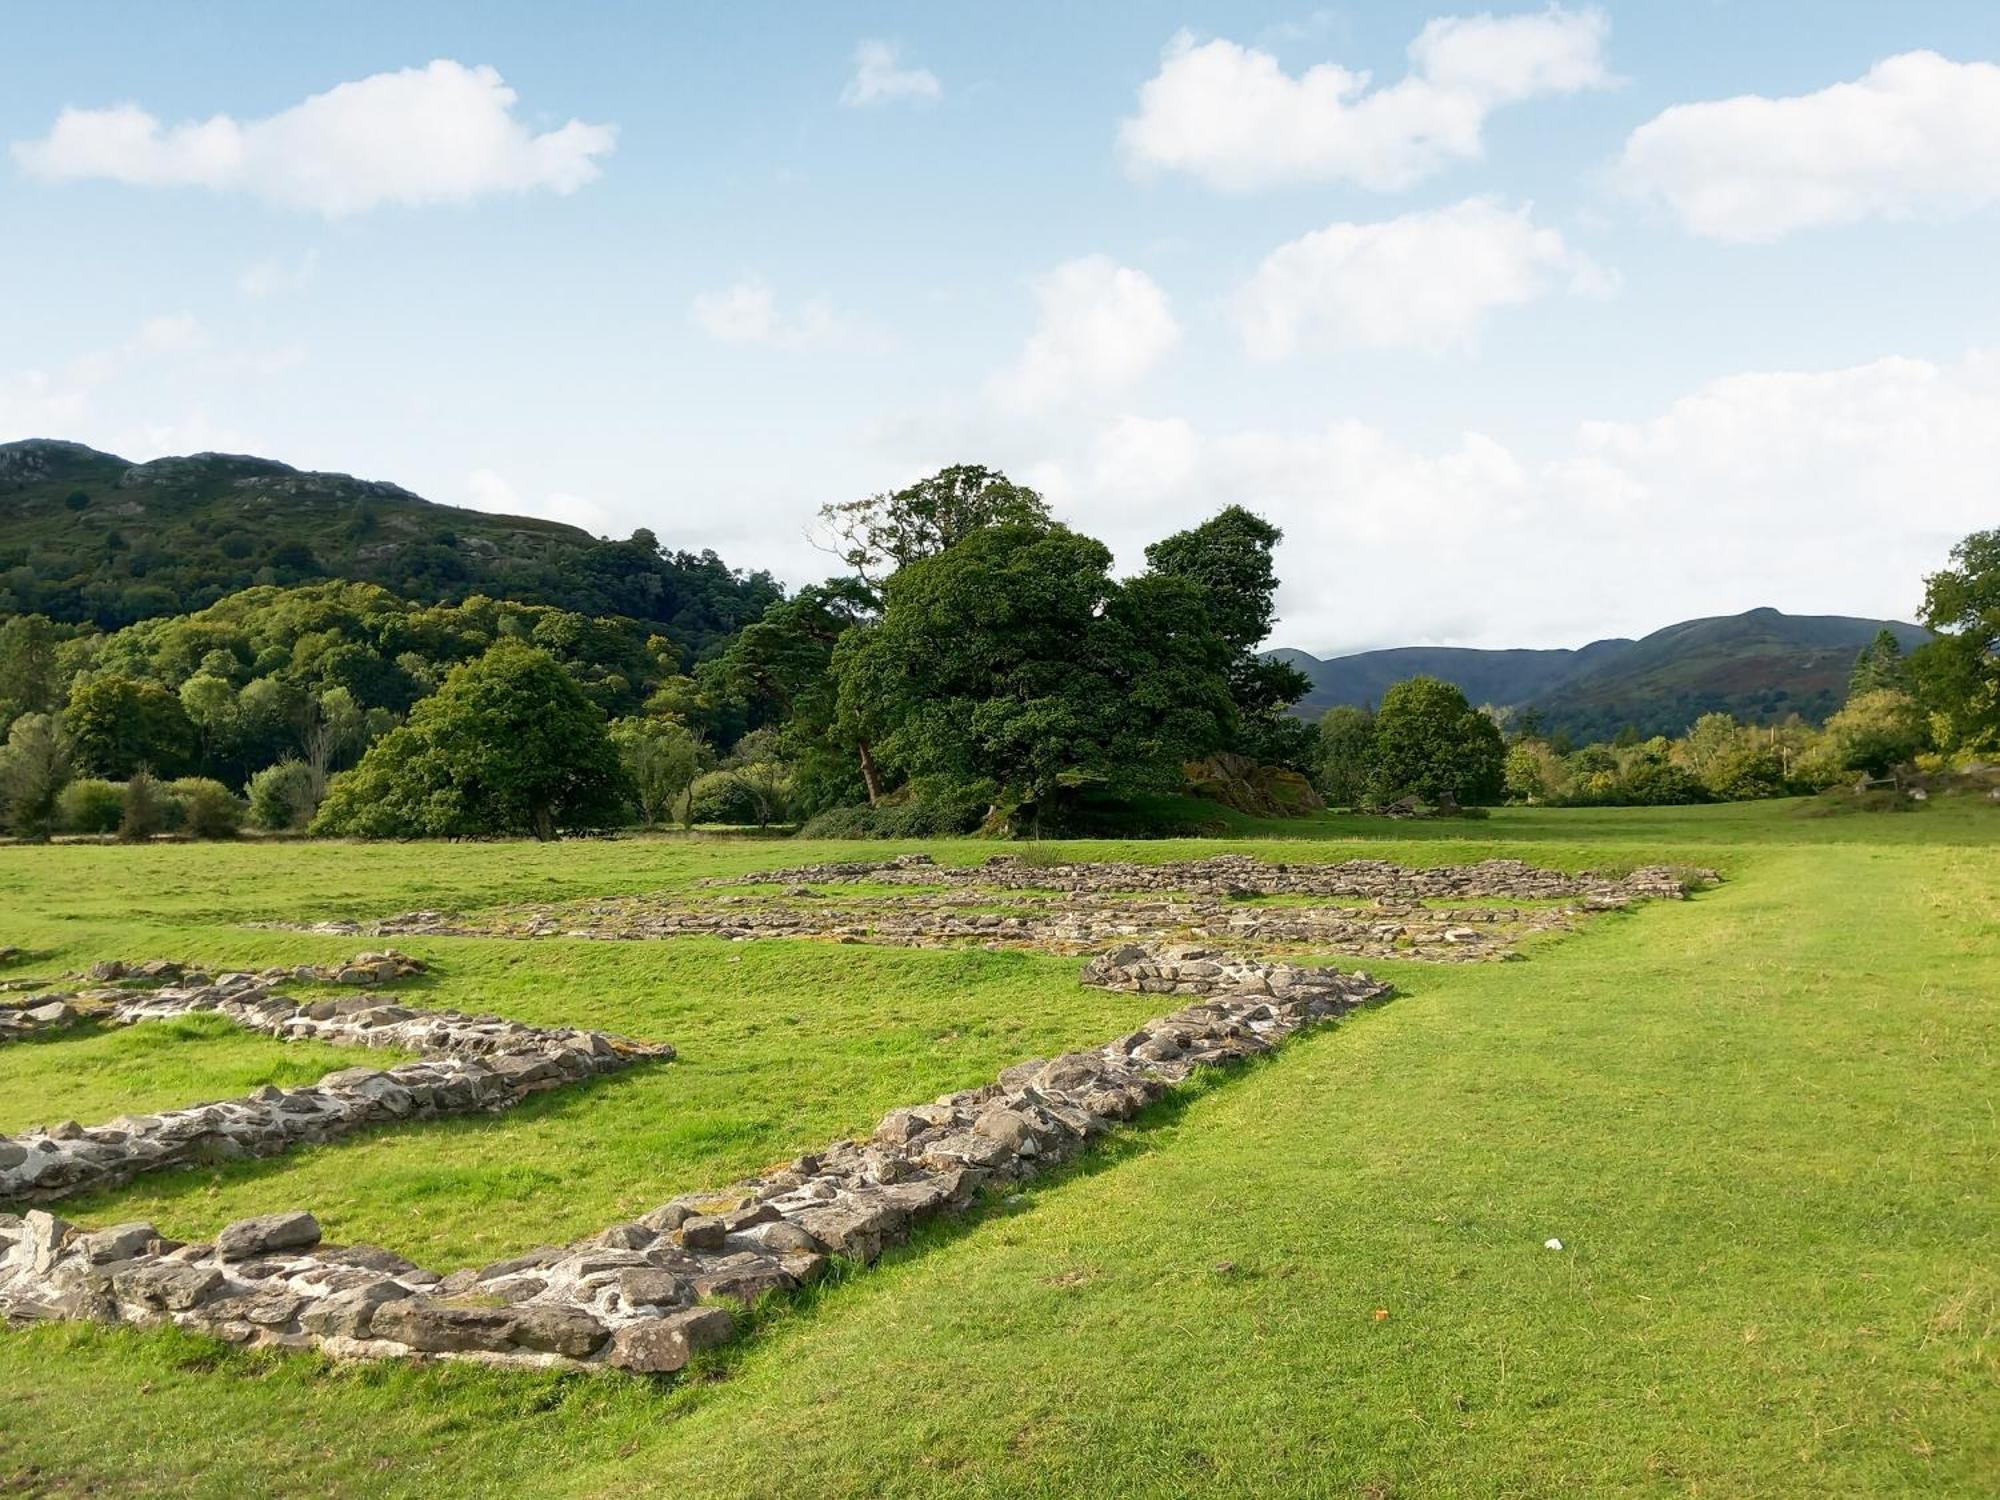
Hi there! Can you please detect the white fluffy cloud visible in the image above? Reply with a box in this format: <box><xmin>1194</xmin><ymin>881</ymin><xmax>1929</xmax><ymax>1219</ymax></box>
<box><xmin>840</xmin><ymin>41</ymin><xmax>941</xmax><ymax>108</ymax></box>
<box><xmin>1030</xmin><ymin>349</ymin><xmax>2000</xmax><ymax>653</ymax></box>
<box><xmin>990</xmin><ymin>256</ymin><xmax>1181</xmax><ymax>413</ymax></box>
<box><xmin>1119</xmin><ymin>7</ymin><xmax>1610</xmax><ymax>191</ymax></box>
<box><xmin>12</xmin><ymin>60</ymin><xmax>615</xmax><ymax>216</ymax></box>
<box><xmin>1617</xmin><ymin>51</ymin><xmax>2000</xmax><ymax>241</ymax></box>
<box><xmin>1236</xmin><ymin>198</ymin><xmax>1613</xmax><ymax>357</ymax></box>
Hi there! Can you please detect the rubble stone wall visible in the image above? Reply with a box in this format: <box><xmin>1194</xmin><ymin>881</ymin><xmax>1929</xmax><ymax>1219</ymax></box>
<box><xmin>0</xmin><ymin>969</ymin><xmax>670</xmax><ymax>1203</ymax></box>
<box><xmin>0</xmin><ymin>945</ymin><xmax>1386</xmax><ymax>1373</ymax></box>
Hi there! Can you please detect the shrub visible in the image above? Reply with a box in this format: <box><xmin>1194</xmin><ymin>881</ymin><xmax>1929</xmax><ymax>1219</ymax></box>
<box><xmin>168</xmin><ymin>777</ymin><xmax>245</xmax><ymax>838</ymax></box>
<box><xmin>686</xmin><ymin>770</ymin><xmax>764</xmax><ymax>826</ymax></box>
<box><xmin>57</xmin><ymin>778</ymin><xmax>123</xmax><ymax>834</ymax></box>
<box><xmin>1368</xmin><ymin>677</ymin><xmax>1505</xmax><ymax>806</ymax></box>
<box><xmin>120</xmin><ymin>769</ymin><xmax>165</xmax><ymax>842</ymax></box>
<box><xmin>246</xmin><ymin>759</ymin><xmax>316</xmax><ymax>831</ymax></box>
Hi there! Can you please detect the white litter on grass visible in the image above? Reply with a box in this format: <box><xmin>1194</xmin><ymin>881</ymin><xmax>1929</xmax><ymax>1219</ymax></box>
<box><xmin>1544</xmin><ymin>1238</ymin><xmax>1564</xmax><ymax>1250</ymax></box>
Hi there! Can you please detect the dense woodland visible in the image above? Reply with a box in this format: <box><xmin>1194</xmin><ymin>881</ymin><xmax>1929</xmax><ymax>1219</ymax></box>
<box><xmin>0</xmin><ymin>447</ymin><xmax>1993</xmax><ymax>841</ymax></box>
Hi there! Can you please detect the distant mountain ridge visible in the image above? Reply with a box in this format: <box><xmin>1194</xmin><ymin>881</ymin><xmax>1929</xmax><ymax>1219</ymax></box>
<box><xmin>1274</xmin><ymin>608</ymin><xmax>1930</xmax><ymax>740</ymax></box>
<box><xmin>0</xmin><ymin>439</ymin><xmax>780</xmax><ymax>655</ymax></box>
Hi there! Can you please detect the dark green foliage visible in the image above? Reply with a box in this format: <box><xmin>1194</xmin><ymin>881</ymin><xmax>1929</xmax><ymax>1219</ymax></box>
<box><xmin>312</xmin><ymin>642</ymin><xmax>632</xmax><ymax>840</ymax></box>
<box><xmin>0</xmin><ymin>441</ymin><xmax>778</xmax><ymax>650</ymax></box>
<box><xmin>1368</xmin><ymin>676</ymin><xmax>1505</xmax><ymax>806</ymax></box>
<box><xmin>1848</xmin><ymin>628</ymin><xmax>1910</xmax><ymax>698</ymax></box>
<box><xmin>817</xmin><ymin>465</ymin><xmax>1051</xmax><ymax>599</ymax></box>
<box><xmin>1913</xmin><ymin>528</ymin><xmax>1999</xmax><ymax>755</ymax></box>
<box><xmin>1145</xmin><ymin>506</ymin><xmax>1310</xmax><ymax>753</ymax></box>
<box><xmin>167</xmin><ymin>777</ymin><xmax>245</xmax><ymax>838</ymax></box>
<box><xmin>64</xmin><ymin>675</ymin><xmax>195</xmax><ymax>778</ymax></box>
<box><xmin>685</xmin><ymin>769</ymin><xmax>764</xmax><ymax>826</ymax></box>
<box><xmin>245</xmin><ymin>760</ymin><xmax>315</xmax><ymax>831</ymax></box>
<box><xmin>832</xmin><ymin>524</ymin><xmax>1234</xmax><ymax>827</ymax></box>
<box><xmin>697</xmin><ymin>581</ymin><xmax>873</xmax><ymax>814</ymax></box>
<box><xmin>1315</xmin><ymin>705</ymin><xmax>1377</xmax><ymax>807</ymax></box>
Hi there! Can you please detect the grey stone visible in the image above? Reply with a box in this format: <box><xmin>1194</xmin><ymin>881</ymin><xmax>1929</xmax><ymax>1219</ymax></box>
<box><xmin>508</xmin><ymin>1304</ymin><xmax>608</xmax><ymax>1357</ymax></box>
<box><xmin>216</xmin><ymin>1211</ymin><xmax>321</xmax><ymax>1260</ymax></box>
<box><xmin>369</xmin><ymin>1300</ymin><xmax>519</xmax><ymax>1353</ymax></box>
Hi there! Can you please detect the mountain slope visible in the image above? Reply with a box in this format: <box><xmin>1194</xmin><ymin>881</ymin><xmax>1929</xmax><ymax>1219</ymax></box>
<box><xmin>0</xmin><ymin>440</ymin><xmax>780</xmax><ymax>655</ymax></box>
<box><xmin>1277</xmin><ymin>608</ymin><xmax>1930</xmax><ymax>737</ymax></box>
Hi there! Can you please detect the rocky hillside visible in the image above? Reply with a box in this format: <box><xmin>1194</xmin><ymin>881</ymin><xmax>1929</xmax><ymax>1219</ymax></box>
<box><xmin>0</xmin><ymin>440</ymin><xmax>780</xmax><ymax>655</ymax></box>
<box><xmin>1276</xmin><ymin>608</ymin><xmax>1931</xmax><ymax>738</ymax></box>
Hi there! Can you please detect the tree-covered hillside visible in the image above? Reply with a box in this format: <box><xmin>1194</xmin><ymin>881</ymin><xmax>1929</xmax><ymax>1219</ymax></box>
<box><xmin>1277</xmin><ymin>607</ymin><xmax>1931</xmax><ymax>738</ymax></box>
<box><xmin>0</xmin><ymin>440</ymin><xmax>779</xmax><ymax>657</ymax></box>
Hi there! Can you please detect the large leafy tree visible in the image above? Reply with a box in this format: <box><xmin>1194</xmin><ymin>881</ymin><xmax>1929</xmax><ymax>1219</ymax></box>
<box><xmin>1144</xmin><ymin>506</ymin><xmax>1312</xmax><ymax>766</ymax></box>
<box><xmin>1368</xmin><ymin>676</ymin><xmax>1506</xmax><ymax>806</ymax></box>
<box><xmin>817</xmin><ymin>465</ymin><xmax>1050</xmax><ymax>600</ymax></box>
<box><xmin>64</xmin><ymin>674</ymin><xmax>196</xmax><ymax>777</ymax></box>
<box><xmin>1912</xmin><ymin>528</ymin><xmax>1999</xmax><ymax>754</ymax></box>
<box><xmin>831</xmin><ymin>523</ymin><xmax>1233</xmax><ymax>825</ymax></box>
<box><xmin>313</xmin><ymin>641</ymin><xmax>632</xmax><ymax>840</ymax></box>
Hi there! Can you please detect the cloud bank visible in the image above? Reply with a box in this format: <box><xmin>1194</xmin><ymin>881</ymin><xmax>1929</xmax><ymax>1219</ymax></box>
<box><xmin>13</xmin><ymin>60</ymin><xmax>615</xmax><ymax>216</ymax></box>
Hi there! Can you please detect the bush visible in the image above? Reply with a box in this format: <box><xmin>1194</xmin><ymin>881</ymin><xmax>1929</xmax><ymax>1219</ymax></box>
<box><xmin>168</xmin><ymin>777</ymin><xmax>245</xmax><ymax>838</ymax></box>
<box><xmin>685</xmin><ymin>770</ymin><xmax>765</xmax><ymax>825</ymax></box>
<box><xmin>246</xmin><ymin>759</ymin><xmax>316</xmax><ymax>831</ymax></box>
<box><xmin>120</xmin><ymin>770</ymin><xmax>165</xmax><ymax>842</ymax></box>
<box><xmin>57</xmin><ymin>778</ymin><xmax>123</xmax><ymax>834</ymax></box>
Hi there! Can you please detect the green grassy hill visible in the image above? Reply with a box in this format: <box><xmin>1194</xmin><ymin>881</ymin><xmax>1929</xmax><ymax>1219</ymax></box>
<box><xmin>1277</xmin><ymin>606</ymin><xmax>1930</xmax><ymax>737</ymax></box>
<box><xmin>0</xmin><ymin>440</ymin><xmax>780</xmax><ymax>654</ymax></box>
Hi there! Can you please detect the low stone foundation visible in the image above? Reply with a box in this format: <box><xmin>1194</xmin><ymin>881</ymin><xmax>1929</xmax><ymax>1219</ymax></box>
<box><xmin>0</xmin><ymin>971</ymin><xmax>670</xmax><ymax>1203</ymax></box>
<box><xmin>0</xmin><ymin>945</ymin><xmax>1387</xmax><ymax>1373</ymax></box>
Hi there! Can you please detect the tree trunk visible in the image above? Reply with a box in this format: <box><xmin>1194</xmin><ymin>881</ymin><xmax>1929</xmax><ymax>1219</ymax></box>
<box><xmin>857</xmin><ymin>738</ymin><xmax>884</xmax><ymax>805</ymax></box>
<box><xmin>532</xmin><ymin>804</ymin><xmax>555</xmax><ymax>842</ymax></box>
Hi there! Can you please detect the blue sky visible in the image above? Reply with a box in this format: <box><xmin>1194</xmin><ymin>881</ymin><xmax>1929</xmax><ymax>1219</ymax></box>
<box><xmin>5</xmin><ymin>1</ymin><xmax>1999</xmax><ymax>653</ymax></box>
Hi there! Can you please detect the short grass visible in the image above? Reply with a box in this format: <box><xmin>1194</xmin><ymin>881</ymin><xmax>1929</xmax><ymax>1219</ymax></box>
<box><xmin>0</xmin><ymin>797</ymin><xmax>1994</xmax><ymax>1498</ymax></box>
<box><xmin>0</xmin><ymin>1014</ymin><xmax>401</xmax><ymax>1136</ymax></box>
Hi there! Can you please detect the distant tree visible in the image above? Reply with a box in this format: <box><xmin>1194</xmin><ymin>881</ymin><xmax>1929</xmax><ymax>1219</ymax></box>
<box><xmin>832</xmin><ymin>523</ymin><xmax>1233</xmax><ymax>828</ymax></box>
<box><xmin>169</xmin><ymin>777</ymin><xmax>245</xmax><ymax>838</ymax></box>
<box><xmin>0</xmin><ymin>713</ymin><xmax>76</xmax><ymax>840</ymax></box>
<box><xmin>64</xmin><ymin>675</ymin><xmax>196</xmax><ymax>778</ymax></box>
<box><xmin>57</xmin><ymin>777</ymin><xmax>123</xmax><ymax>834</ymax></box>
<box><xmin>726</xmin><ymin>726</ymin><xmax>792</xmax><ymax>829</ymax></box>
<box><xmin>1911</xmin><ymin>528</ymin><xmax>1999</xmax><ymax>755</ymax></box>
<box><xmin>1820</xmin><ymin>688</ymin><xmax>1931</xmax><ymax>778</ymax></box>
<box><xmin>0</xmin><ymin>614</ymin><xmax>64</xmax><ymax>731</ymax></box>
<box><xmin>816</xmin><ymin>465</ymin><xmax>1050</xmax><ymax>598</ymax></box>
<box><xmin>1315</xmin><ymin>706</ymin><xmax>1377</xmax><ymax>807</ymax></box>
<box><xmin>1503</xmin><ymin>738</ymin><xmax>1562</xmax><ymax>804</ymax></box>
<box><xmin>698</xmin><ymin>581</ymin><xmax>876</xmax><ymax>805</ymax></box>
<box><xmin>1145</xmin><ymin>506</ymin><xmax>1312</xmax><ymax>761</ymax></box>
<box><xmin>119</xmin><ymin>768</ymin><xmax>165</xmax><ymax>842</ymax></box>
<box><xmin>313</xmin><ymin>641</ymin><xmax>632</xmax><ymax>840</ymax></box>
<box><xmin>610</xmin><ymin>716</ymin><xmax>705</xmax><ymax>827</ymax></box>
<box><xmin>246</xmin><ymin>759</ymin><xmax>317</xmax><ymax>831</ymax></box>
<box><xmin>1847</xmin><ymin>628</ymin><xmax>1911</xmax><ymax>699</ymax></box>
<box><xmin>1369</xmin><ymin>676</ymin><xmax>1505</xmax><ymax>806</ymax></box>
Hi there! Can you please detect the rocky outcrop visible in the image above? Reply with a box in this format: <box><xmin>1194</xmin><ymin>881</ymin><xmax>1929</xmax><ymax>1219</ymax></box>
<box><xmin>0</xmin><ymin>972</ymin><xmax>669</xmax><ymax>1202</ymax></box>
<box><xmin>0</xmin><ymin>947</ymin><xmax>1387</xmax><ymax>1372</ymax></box>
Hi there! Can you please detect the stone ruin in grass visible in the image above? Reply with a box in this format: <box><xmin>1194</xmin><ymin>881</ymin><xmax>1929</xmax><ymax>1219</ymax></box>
<box><xmin>291</xmin><ymin>854</ymin><xmax>1718</xmax><ymax>965</ymax></box>
<box><xmin>0</xmin><ymin>943</ymin><xmax>1384</xmax><ymax>1372</ymax></box>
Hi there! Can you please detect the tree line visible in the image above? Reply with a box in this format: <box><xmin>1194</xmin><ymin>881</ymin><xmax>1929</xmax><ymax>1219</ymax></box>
<box><xmin>0</xmin><ymin>483</ymin><xmax>1992</xmax><ymax>839</ymax></box>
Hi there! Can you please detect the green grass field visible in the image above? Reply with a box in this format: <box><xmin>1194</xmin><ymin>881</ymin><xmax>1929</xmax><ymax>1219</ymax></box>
<box><xmin>0</xmin><ymin>799</ymin><xmax>1994</xmax><ymax>1497</ymax></box>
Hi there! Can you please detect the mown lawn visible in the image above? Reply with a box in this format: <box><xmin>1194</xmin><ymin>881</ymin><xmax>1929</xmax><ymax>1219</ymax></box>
<box><xmin>0</xmin><ymin>799</ymin><xmax>1994</xmax><ymax>1498</ymax></box>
